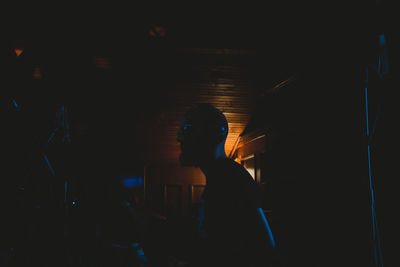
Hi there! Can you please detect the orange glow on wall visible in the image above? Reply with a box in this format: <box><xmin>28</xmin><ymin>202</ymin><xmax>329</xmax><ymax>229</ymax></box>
<box><xmin>14</xmin><ymin>48</ymin><xmax>23</xmax><ymax>57</ymax></box>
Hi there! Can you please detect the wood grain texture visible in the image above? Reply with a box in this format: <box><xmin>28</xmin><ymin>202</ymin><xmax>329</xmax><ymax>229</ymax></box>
<box><xmin>139</xmin><ymin>48</ymin><xmax>260</xmax><ymax>163</ymax></box>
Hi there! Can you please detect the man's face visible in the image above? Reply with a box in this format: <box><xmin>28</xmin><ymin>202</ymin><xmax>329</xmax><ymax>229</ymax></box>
<box><xmin>177</xmin><ymin>114</ymin><xmax>203</xmax><ymax>166</ymax></box>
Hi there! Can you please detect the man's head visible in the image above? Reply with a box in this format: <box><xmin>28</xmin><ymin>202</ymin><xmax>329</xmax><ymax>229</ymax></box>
<box><xmin>177</xmin><ymin>103</ymin><xmax>228</xmax><ymax>167</ymax></box>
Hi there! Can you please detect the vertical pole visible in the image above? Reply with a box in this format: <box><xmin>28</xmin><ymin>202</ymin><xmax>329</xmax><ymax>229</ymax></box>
<box><xmin>365</xmin><ymin>67</ymin><xmax>384</xmax><ymax>267</ymax></box>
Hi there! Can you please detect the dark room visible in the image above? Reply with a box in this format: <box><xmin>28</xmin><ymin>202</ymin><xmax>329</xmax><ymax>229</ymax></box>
<box><xmin>1</xmin><ymin>1</ymin><xmax>400</xmax><ymax>267</ymax></box>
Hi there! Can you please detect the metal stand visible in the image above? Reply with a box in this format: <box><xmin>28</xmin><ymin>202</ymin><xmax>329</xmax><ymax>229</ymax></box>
<box><xmin>363</xmin><ymin>32</ymin><xmax>392</xmax><ymax>267</ymax></box>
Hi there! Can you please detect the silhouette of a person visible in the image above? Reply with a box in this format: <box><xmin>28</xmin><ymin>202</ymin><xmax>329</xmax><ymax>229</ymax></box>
<box><xmin>177</xmin><ymin>103</ymin><xmax>278</xmax><ymax>267</ymax></box>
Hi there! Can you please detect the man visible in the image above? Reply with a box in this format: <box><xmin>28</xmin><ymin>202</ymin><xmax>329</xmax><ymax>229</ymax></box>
<box><xmin>177</xmin><ymin>103</ymin><xmax>278</xmax><ymax>267</ymax></box>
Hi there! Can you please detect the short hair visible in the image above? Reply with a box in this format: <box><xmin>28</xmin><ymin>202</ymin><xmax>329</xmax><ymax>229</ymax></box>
<box><xmin>186</xmin><ymin>103</ymin><xmax>228</xmax><ymax>140</ymax></box>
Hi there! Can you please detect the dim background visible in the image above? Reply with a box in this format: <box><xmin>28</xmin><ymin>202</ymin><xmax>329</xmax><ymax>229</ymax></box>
<box><xmin>1</xmin><ymin>1</ymin><xmax>400</xmax><ymax>267</ymax></box>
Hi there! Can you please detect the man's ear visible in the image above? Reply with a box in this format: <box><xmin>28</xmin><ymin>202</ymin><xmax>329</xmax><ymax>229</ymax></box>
<box><xmin>214</xmin><ymin>126</ymin><xmax>227</xmax><ymax>144</ymax></box>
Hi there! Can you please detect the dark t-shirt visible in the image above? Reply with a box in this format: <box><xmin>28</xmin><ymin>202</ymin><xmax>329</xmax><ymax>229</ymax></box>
<box><xmin>193</xmin><ymin>158</ymin><xmax>266</xmax><ymax>266</ymax></box>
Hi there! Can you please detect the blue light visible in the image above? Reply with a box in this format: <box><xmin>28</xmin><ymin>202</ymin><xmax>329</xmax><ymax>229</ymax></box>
<box><xmin>378</xmin><ymin>33</ymin><xmax>386</xmax><ymax>48</ymax></box>
<box><xmin>11</xmin><ymin>98</ymin><xmax>21</xmax><ymax>112</ymax></box>
<box><xmin>365</xmin><ymin>86</ymin><xmax>370</xmax><ymax>137</ymax></box>
<box><xmin>122</xmin><ymin>177</ymin><xmax>143</xmax><ymax>188</ymax></box>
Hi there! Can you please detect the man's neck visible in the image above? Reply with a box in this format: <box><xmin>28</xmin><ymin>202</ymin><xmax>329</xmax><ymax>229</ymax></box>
<box><xmin>199</xmin><ymin>153</ymin><xmax>228</xmax><ymax>181</ymax></box>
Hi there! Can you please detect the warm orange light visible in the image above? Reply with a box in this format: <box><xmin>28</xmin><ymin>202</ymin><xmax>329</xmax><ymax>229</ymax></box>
<box><xmin>14</xmin><ymin>48</ymin><xmax>23</xmax><ymax>57</ymax></box>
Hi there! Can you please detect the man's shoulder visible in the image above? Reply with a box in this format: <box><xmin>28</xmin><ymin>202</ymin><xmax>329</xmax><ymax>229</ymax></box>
<box><xmin>213</xmin><ymin>158</ymin><xmax>260</xmax><ymax>200</ymax></box>
<box><xmin>217</xmin><ymin>158</ymin><xmax>255</xmax><ymax>184</ymax></box>
<box><xmin>215</xmin><ymin>158</ymin><xmax>245</xmax><ymax>173</ymax></box>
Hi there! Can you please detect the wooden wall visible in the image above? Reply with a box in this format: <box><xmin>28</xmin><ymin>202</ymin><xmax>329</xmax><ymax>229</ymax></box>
<box><xmin>139</xmin><ymin>48</ymin><xmax>263</xmax><ymax>164</ymax></box>
<box><xmin>144</xmin><ymin>163</ymin><xmax>205</xmax><ymax>218</ymax></box>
